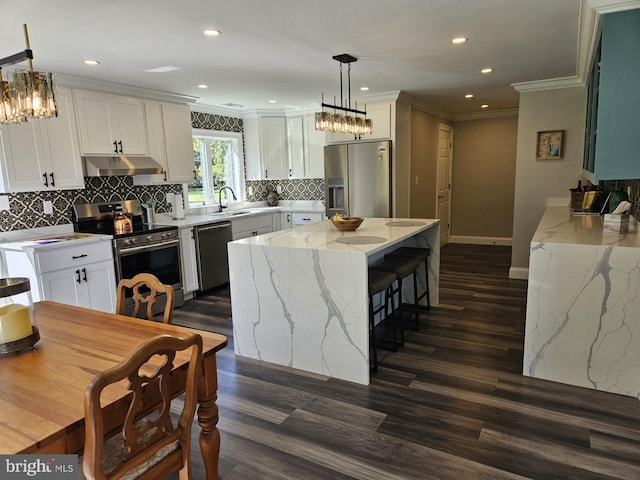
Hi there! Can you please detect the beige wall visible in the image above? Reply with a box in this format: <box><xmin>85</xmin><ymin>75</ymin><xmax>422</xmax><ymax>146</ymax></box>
<box><xmin>451</xmin><ymin>115</ymin><xmax>518</xmax><ymax>239</ymax></box>
<box><xmin>510</xmin><ymin>86</ymin><xmax>587</xmax><ymax>277</ymax></box>
<box><xmin>410</xmin><ymin>108</ymin><xmax>443</xmax><ymax>218</ymax></box>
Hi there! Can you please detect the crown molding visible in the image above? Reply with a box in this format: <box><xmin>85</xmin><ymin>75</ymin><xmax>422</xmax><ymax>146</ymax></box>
<box><xmin>587</xmin><ymin>0</ymin><xmax>640</xmax><ymax>13</ymax></box>
<box><xmin>190</xmin><ymin>103</ymin><xmax>248</xmax><ymax>117</ymax></box>
<box><xmin>511</xmin><ymin>76</ymin><xmax>585</xmax><ymax>93</ymax></box>
<box><xmin>56</xmin><ymin>73</ymin><xmax>198</xmax><ymax>104</ymax></box>
<box><xmin>453</xmin><ymin>107</ymin><xmax>519</xmax><ymax>122</ymax></box>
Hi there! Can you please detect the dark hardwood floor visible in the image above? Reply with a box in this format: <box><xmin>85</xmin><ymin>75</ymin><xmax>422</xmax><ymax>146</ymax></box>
<box><xmin>172</xmin><ymin>244</ymin><xmax>640</xmax><ymax>479</ymax></box>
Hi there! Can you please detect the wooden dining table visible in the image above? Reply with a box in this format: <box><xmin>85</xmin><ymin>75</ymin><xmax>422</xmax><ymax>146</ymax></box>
<box><xmin>0</xmin><ymin>300</ymin><xmax>228</xmax><ymax>480</ymax></box>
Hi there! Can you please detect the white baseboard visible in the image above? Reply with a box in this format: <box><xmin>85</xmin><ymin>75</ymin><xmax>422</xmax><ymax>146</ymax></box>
<box><xmin>509</xmin><ymin>267</ymin><xmax>529</xmax><ymax>280</ymax></box>
<box><xmin>449</xmin><ymin>235</ymin><xmax>512</xmax><ymax>246</ymax></box>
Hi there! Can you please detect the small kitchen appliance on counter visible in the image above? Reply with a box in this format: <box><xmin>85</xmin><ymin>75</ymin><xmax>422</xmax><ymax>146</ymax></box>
<box><xmin>72</xmin><ymin>200</ymin><xmax>184</xmax><ymax>310</ymax></box>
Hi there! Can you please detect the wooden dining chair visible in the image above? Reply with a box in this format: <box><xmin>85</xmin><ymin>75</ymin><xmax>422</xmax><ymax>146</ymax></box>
<box><xmin>82</xmin><ymin>333</ymin><xmax>203</xmax><ymax>480</ymax></box>
<box><xmin>116</xmin><ymin>273</ymin><xmax>175</xmax><ymax>324</ymax></box>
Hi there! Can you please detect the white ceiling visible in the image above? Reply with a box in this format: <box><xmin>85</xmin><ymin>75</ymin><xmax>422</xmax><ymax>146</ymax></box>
<box><xmin>1</xmin><ymin>0</ymin><xmax>583</xmax><ymax>117</ymax></box>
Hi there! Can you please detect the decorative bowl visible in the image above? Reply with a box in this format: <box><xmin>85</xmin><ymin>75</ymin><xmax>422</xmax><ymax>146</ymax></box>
<box><xmin>332</xmin><ymin>217</ymin><xmax>364</xmax><ymax>231</ymax></box>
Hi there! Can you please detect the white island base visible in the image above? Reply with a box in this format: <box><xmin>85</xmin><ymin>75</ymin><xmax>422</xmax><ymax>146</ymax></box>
<box><xmin>228</xmin><ymin>218</ymin><xmax>439</xmax><ymax>385</ymax></box>
<box><xmin>525</xmin><ymin>207</ymin><xmax>640</xmax><ymax>398</ymax></box>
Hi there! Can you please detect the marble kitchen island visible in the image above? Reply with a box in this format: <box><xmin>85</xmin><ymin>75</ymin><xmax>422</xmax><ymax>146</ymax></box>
<box><xmin>525</xmin><ymin>206</ymin><xmax>640</xmax><ymax>398</ymax></box>
<box><xmin>228</xmin><ymin>218</ymin><xmax>439</xmax><ymax>385</ymax></box>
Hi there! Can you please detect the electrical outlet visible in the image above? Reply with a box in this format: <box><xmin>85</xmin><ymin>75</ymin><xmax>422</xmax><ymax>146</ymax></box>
<box><xmin>276</xmin><ymin>184</ymin><xmax>283</xmax><ymax>194</ymax></box>
<box><xmin>248</xmin><ymin>186</ymin><xmax>254</xmax><ymax>195</ymax></box>
<box><xmin>0</xmin><ymin>195</ymin><xmax>9</xmax><ymax>211</ymax></box>
<box><xmin>43</xmin><ymin>200</ymin><xmax>53</xmax><ymax>215</ymax></box>
<box><xmin>415</xmin><ymin>176</ymin><xmax>419</xmax><ymax>186</ymax></box>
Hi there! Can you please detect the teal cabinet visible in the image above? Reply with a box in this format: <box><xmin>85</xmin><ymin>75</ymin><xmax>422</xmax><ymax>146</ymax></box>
<box><xmin>590</xmin><ymin>9</ymin><xmax>640</xmax><ymax>181</ymax></box>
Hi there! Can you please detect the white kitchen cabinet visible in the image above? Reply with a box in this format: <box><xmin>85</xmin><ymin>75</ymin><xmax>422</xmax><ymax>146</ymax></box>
<box><xmin>287</xmin><ymin>116</ymin><xmax>305</xmax><ymax>178</ymax></box>
<box><xmin>291</xmin><ymin>212</ymin><xmax>324</xmax><ymax>227</ymax></box>
<box><xmin>303</xmin><ymin>114</ymin><xmax>326</xmax><ymax>178</ymax></box>
<box><xmin>40</xmin><ymin>259</ymin><xmax>116</xmax><ymax>313</ymax></box>
<box><xmin>280</xmin><ymin>212</ymin><xmax>292</xmax><ymax>229</ymax></box>
<box><xmin>246</xmin><ymin>113</ymin><xmax>324</xmax><ymax>180</ymax></box>
<box><xmin>0</xmin><ymin>86</ymin><xmax>84</xmax><ymax>192</ymax></box>
<box><xmin>327</xmin><ymin>101</ymin><xmax>392</xmax><ymax>143</ymax></box>
<box><xmin>1</xmin><ymin>239</ymin><xmax>116</xmax><ymax>313</ymax></box>
<box><xmin>288</xmin><ymin>115</ymin><xmax>325</xmax><ymax>179</ymax></box>
<box><xmin>231</xmin><ymin>213</ymin><xmax>273</xmax><ymax>240</ymax></box>
<box><xmin>74</xmin><ymin>89</ymin><xmax>148</xmax><ymax>156</ymax></box>
<box><xmin>260</xmin><ymin>117</ymin><xmax>288</xmax><ymax>179</ymax></box>
<box><xmin>134</xmin><ymin>101</ymin><xmax>194</xmax><ymax>185</ymax></box>
<box><xmin>179</xmin><ymin>226</ymin><xmax>199</xmax><ymax>294</ymax></box>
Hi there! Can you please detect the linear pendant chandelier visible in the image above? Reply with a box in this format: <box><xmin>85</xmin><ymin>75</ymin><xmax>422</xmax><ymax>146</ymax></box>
<box><xmin>315</xmin><ymin>53</ymin><xmax>372</xmax><ymax>138</ymax></box>
<box><xmin>0</xmin><ymin>24</ymin><xmax>58</xmax><ymax>124</ymax></box>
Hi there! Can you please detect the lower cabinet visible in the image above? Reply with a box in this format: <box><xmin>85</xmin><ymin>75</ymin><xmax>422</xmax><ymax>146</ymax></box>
<box><xmin>40</xmin><ymin>261</ymin><xmax>116</xmax><ymax>313</ymax></box>
<box><xmin>291</xmin><ymin>212</ymin><xmax>324</xmax><ymax>227</ymax></box>
<box><xmin>179</xmin><ymin>226</ymin><xmax>199</xmax><ymax>294</ymax></box>
<box><xmin>1</xmin><ymin>240</ymin><xmax>116</xmax><ymax>313</ymax></box>
<box><xmin>231</xmin><ymin>214</ymin><xmax>274</xmax><ymax>240</ymax></box>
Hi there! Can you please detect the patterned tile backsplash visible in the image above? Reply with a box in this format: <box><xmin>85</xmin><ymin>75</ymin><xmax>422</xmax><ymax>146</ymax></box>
<box><xmin>0</xmin><ymin>178</ymin><xmax>182</xmax><ymax>232</ymax></box>
<box><xmin>245</xmin><ymin>178</ymin><xmax>325</xmax><ymax>203</ymax></box>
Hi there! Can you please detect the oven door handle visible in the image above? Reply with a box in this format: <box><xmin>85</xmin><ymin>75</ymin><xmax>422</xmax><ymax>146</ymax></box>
<box><xmin>117</xmin><ymin>239</ymin><xmax>180</xmax><ymax>256</ymax></box>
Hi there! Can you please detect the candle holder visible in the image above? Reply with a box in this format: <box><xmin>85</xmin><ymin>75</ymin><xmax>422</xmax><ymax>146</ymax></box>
<box><xmin>0</xmin><ymin>278</ymin><xmax>39</xmax><ymax>354</ymax></box>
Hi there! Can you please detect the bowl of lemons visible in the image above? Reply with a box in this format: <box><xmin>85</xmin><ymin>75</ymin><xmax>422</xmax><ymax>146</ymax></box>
<box><xmin>331</xmin><ymin>213</ymin><xmax>364</xmax><ymax>231</ymax></box>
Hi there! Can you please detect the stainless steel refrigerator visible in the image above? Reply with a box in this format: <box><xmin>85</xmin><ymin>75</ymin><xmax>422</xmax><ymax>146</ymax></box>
<box><xmin>324</xmin><ymin>140</ymin><xmax>391</xmax><ymax>218</ymax></box>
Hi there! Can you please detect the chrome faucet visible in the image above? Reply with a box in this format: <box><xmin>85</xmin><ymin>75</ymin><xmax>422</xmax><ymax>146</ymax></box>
<box><xmin>218</xmin><ymin>186</ymin><xmax>237</xmax><ymax>212</ymax></box>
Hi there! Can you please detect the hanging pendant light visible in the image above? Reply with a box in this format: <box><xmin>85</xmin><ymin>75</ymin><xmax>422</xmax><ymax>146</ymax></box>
<box><xmin>0</xmin><ymin>24</ymin><xmax>58</xmax><ymax>124</ymax></box>
<box><xmin>315</xmin><ymin>54</ymin><xmax>372</xmax><ymax>139</ymax></box>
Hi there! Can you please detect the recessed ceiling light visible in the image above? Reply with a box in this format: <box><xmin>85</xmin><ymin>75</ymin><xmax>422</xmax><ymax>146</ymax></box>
<box><xmin>360</xmin><ymin>86</ymin><xmax>370</xmax><ymax>92</ymax></box>
<box><xmin>464</xmin><ymin>94</ymin><xmax>474</xmax><ymax>99</ymax></box>
<box><xmin>83</xmin><ymin>60</ymin><xmax>100</xmax><ymax>66</ymax></box>
<box><xmin>481</xmin><ymin>104</ymin><xmax>489</xmax><ymax>109</ymax></box>
<box><xmin>268</xmin><ymin>99</ymin><xmax>277</xmax><ymax>104</ymax></box>
<box><xmin>203</xmin><ymin>29</ymin><xmax>221</xmax><ymax>37</ymax></box>
<box><xmin>451</xmin><ymin>37</ymin><xmax>467</xmax><ymax>45</ymax></box>
<box><xmin>198</xmin><ymin>84</ymin><xmax>208</xmax><ymax>89</ymax></box>
<box><xmin>481</xmin><ymin>67</ymin><xmax>493</xmax><ymax>74</ymax></box>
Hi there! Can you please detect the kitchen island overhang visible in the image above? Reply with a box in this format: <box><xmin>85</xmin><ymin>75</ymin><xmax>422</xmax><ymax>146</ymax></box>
<box><xmin>228</xmin><ymin>218</ymin><xmax>440</xmax><ymax>385</ymax></box>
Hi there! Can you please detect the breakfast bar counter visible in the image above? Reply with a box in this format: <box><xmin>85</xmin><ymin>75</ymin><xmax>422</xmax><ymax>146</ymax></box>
<box><xmin>228</xmin><ymin>218</ymin><xmax>439</xmax><ymax>384</ymax></box>
<box><xmin>524</xmin><ymin>207</ymin><xmax>640</xmax><ymax>398</ymax></box>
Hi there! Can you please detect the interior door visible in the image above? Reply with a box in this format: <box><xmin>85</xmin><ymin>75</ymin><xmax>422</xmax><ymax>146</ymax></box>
<box><xmin>437</xmin><ymin>125</ymin><xmax>453</xmax><ymax>246</ymax></box>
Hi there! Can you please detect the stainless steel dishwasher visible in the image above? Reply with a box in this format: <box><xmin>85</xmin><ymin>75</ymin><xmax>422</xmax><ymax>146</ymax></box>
<box><xmin>193</xmin><ymin>221</ymin><xmax>233</xmax><ymax>291</ymax></box>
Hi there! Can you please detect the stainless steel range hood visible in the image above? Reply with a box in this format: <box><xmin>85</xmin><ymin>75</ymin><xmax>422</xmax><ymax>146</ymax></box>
<box><xmin>82</xmin><ymin>156</ymin><xmax>164</xmax><ymax>176</ymax></box>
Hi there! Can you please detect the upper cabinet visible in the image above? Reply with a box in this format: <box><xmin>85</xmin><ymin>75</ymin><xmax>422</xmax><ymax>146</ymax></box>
<box><xmin>134</xmin><ymin>101</ymin><xmax>194</xmax><ymax>185</ymax></box>
<box><xmin>0</xmin><ymin>86</ymin><xmax>85</xmax><ymax>192</ymax></box>
<box><xmin>245</xmin><ymin>113</ymin><xmax>325</xmax><ymax>180</ymax></box>
<box><xmin>586</xmin><ymin>9</ymin><xmax>640</xmax><ymax>181</ymax></box>
<box><xmin>74</xmin><ymin>89</ymin><xmax>148</xmax><ymax>156</ymax></box>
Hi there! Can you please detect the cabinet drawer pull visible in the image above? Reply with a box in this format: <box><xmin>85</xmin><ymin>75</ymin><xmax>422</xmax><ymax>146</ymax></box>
<box><xmin>49</xmin><ymin>172</ymin><xmax>55</xmax><ymax>187</ymax></box>
<box><xmin>113</xmin><ymin>140</ymin><xmax>118</xmax><ymax>153</ymax></box>
<box><xmin>118</xmin><ymin>140</ymin><xmax>123</xmax><ymax>153</ymax></box>
<box><xmin>42</xmin><ymin>173</ymin><xmax>49</xmax><ymax>187</ymax></box>
<box><xmin>82</xmin><ymin>267</ymin><xmax>87</xmax><ymax>282</ymax></box>
<box><xmin>75</xmin><ymin>269</ymin><xmax>81</xmax><ymax>284</ymax></box>
<box><xmin>303</xmin><ymin>218</ymin><xmax>310</xmax><ymax>221</ymax></box>
<box><xmin>72</xmin><ymin>254</ymin><xmax>88</xmax><ymax>259</ymax></box>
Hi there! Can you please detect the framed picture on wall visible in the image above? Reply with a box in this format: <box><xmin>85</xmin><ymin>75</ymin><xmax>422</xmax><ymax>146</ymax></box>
<box><xmin>536</xmin><ymin>130</ymin><xmax>564</xmax><ymax>160</ymax></box>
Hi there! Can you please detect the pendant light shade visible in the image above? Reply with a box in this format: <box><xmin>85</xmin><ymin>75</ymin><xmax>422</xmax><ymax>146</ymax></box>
<box><xmin>0</xmin><ymin>24</ymin><xmax>58</xmax><ymax>124</ymax></box>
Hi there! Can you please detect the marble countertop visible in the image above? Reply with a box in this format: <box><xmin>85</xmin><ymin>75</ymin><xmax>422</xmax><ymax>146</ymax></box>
<box><xmin>0</xmin><ymin>232</ymin><xmax>112</xmax><ymax>251</ymax></box>
<box><xmin>231</xmin><ymin>217</ymin><xmax>439</xmax><ymax>255</ymax></box>
<box><xmin>533</xmin><ymin>207</ymin><xmax>640</xmax><ymax>247</ymax></box>
<box><xmin>154</xmin><ymin>207</ymin><xmax>284</xmax><ymax>228</ymax></box>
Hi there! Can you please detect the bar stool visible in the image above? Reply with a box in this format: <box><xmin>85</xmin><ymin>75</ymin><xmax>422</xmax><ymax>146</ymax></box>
<box><xmin>368</xmin><ymin>270</ymin><xmax>396</xmax><ymax>373</ymax></box>
<box><xmin>386</xmin><ymin>246</ymin><xmax>431</xmax><ymax>316</ymax></box>
<box><xmin>371</xmin><ymin>255</ymin><xmax>421</xmax><ymax>344</ymax></box>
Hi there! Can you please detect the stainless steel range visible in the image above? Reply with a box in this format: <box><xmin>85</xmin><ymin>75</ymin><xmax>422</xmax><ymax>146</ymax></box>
<box><xmin>72</xmin><ymin>200</ymin><xmax>184</xmax><ymax>310</ymax></box>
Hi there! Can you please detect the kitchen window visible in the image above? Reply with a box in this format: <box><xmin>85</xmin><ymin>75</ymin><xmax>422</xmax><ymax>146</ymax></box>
<box><xmin>187</xmin><ymin>129</ymin><xmax>245</xmax><ymax>207</ymax></box>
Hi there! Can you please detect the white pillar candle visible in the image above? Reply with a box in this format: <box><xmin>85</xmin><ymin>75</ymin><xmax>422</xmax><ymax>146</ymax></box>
<box><xmin>0</xmin><ymin>304</ymin><xmax>33</xmax><ymax>343</ymax></box>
